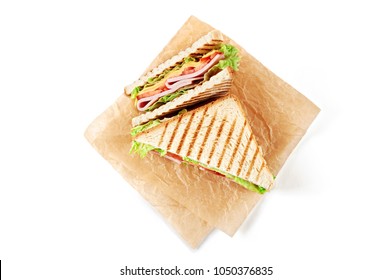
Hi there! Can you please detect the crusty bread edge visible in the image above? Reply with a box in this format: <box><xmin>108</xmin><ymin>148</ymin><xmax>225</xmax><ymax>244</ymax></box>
<box><xmin>124</xmin><ymin>30</ymin><xmax>224</xmax><ymax>95</ymax></box>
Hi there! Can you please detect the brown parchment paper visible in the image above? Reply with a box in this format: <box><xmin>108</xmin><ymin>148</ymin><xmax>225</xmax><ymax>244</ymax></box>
<box><xmin>85</xmin><ymin>16</ymin><xmax>320</xmax><ymax>248</ymax></box>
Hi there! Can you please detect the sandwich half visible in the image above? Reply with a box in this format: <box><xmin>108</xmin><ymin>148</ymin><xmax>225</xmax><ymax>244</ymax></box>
<box><xmin>125</xmin><ymin>30</ymin><xmax>240</xmax><ymax>127</ymax></box>
<box><xmin>130</xmin><ymin>95</ymin><xmax>275</xmax><ymax>194</ymax></box>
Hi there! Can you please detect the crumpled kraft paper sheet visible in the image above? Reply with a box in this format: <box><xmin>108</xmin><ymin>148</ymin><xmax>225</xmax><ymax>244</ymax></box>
<box><xmin>85</xmin><ymin>16</ymin><xmax>320</xmax><ymax>248</ymax></box>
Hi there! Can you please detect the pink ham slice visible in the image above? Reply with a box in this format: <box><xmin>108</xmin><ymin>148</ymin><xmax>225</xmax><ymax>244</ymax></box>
<box><xmin>137</xmin><ymin>77</ymin><xmax>203</xmax><ymax>111</ymax></box>
<box><xmin>136</xmin><ymin>53</ymin><xmax>225</xmax><ymax>111</ymax></box>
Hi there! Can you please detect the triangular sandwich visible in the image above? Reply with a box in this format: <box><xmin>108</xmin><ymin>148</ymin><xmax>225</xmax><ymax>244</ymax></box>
<box><xmin>130</xmin><ymin>95</ymin><xmax>274</xmax><ymax>194</ymax></box>
<box><xmin>125</xmin><ymin>30</ymin><xmax>240</xmax><ymax>127</ymax></box>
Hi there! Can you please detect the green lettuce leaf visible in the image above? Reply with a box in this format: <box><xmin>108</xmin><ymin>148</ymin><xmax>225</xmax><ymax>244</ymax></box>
<box><xmin>130</xmin><ymin>119</ymin><xmax>161</xmax><ymax>136</ymax></box>
<box><xmin>130</xmin><ymin>86</ymin><xmax>141</xmax><ymax>99</ymax></box>
<box><xmin>233</xmin><ymin>177</ymin><xmax>266</xmax><ymax>194</ymax></box>
<box><xmin>183</xmin><ymin>157</ymin><xmax>199</xmax><ymax>165</ymax></box>
<box><xmin>218</xmin><ymin>44</ymin><xmax>240</xmax><ymax>71</ymax></box>
<box><xmin>184</xmin><ymin>56</ymin><xmax>196</xmax><ymax>63</ymax></box>
<box><xmin>146</xmin><ymin>89</ymin><xmax>188</xmax><ymax>112</ymax></box>
<box><xmin>130</xmin><ymin>141</ymin><xmax>166</xmax><ymax>158</ymax></box>
<box><xmin>203</xmin><ymin>44</ymin><xmax>240</xmax><ymax>81</ymax></box>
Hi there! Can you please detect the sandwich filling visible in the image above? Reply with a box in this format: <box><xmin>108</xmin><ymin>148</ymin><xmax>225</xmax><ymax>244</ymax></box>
<box><xmin>129</xmin><ymin>141</ymin><xmax>267</xmax><ymax>194</ymax></box>
<box><xmin>130</xmin><ymin>44</ymin><xmax>239</xmax><ymax>112</ymax></box>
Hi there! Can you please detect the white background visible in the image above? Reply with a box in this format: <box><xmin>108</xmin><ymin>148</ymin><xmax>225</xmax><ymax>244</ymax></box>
<box><xmin>1</xmin><ymin>0</ymin><xmax>390</xmax><ymax>279</ymax></box>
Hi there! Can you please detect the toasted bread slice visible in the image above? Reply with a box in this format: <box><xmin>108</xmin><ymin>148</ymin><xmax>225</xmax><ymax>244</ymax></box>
<box><xmin>134</xmin><ymin>95</ymin><xmax>274</xmax><ymax>192</ymax></box>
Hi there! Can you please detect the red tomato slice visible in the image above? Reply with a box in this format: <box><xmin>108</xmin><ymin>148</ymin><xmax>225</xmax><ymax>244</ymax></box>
<box><xmin>182</xmin><ymin>67</ymin><xmax>196</xmax><ymax>75</ymax></box>
<box><xmin>194</xmin><ymin>52</ymin><xmax>222</xmax><ymax>72</ymax></box>
<box><xmin>200</xmin><ymin>51</ymin><xmax>222</xmax><ymax>63</ymax></box>
<box><xmin>202</xmin><ymin>167</ymin><xmax>224</xmax><ymax>177</ymax></box>
<box><xmin>180</xmin><ymin>52</ymin><xmax>223</xmax><ymax>76</ymax></box>
<box><xmin>166</xmin><ymin>152</ymin><xmax>183</xmax><ymax>162</ymax></box>
<box><xmin>199</xmin><ymin>56</ymin><xmax>211</xmax><ymax>64</ymax></box>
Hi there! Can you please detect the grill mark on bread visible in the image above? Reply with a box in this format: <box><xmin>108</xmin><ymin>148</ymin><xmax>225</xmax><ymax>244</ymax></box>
<box><xmin>196</xmin><ymin>111</ymin><xmax>217</xmax><ymax>161</ymax></box>
<box><xmin>255</xmin><ymin>160</ymin><xmax>266</xmax><ymax>183</ymax></box>
<box><xmin>206</xmin><ymin>115</ymin><xmax>227</xmax><ymax>165</ymax></box>
<box><xmin>227</xmin><ymin>121</ymin><xmax>246</xmax><ymax>173</ymax></box>
<box><xmin>186</xmin><ymin>107</ymin><xmax>207</xmax><ymax>156</ymax></box>
<box><xmin>166</xmin><ymin>114</ymin><xmax>183</xmax><ymax>151</ymax></box>
<box><xmin>193</xmin><ymin>47</ymin><xmax>220</xmax><ymax>54</ymax></box>
<box><xmin>157</xmin><ymin>122</ymin><xmax>169</xmax><ymax>147</ymax></box>
<box><xmin>176</xmin><ymin>112</ymin><xmax>195</xmax><ymax>154</ymax></box>
<box><xmin>217</xmin><ymin>117</ymin><xmax>237</xmax><ymax>168</ymax></box>
<box><xmin>245</xmin><ymin>145</ymin><xmax>258</xmax><ymax>178</ymax></box>
<box><xmin>237</xmin><ymin>130</ymin><xmax>252</xmax><ymax>176</ymax></box>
